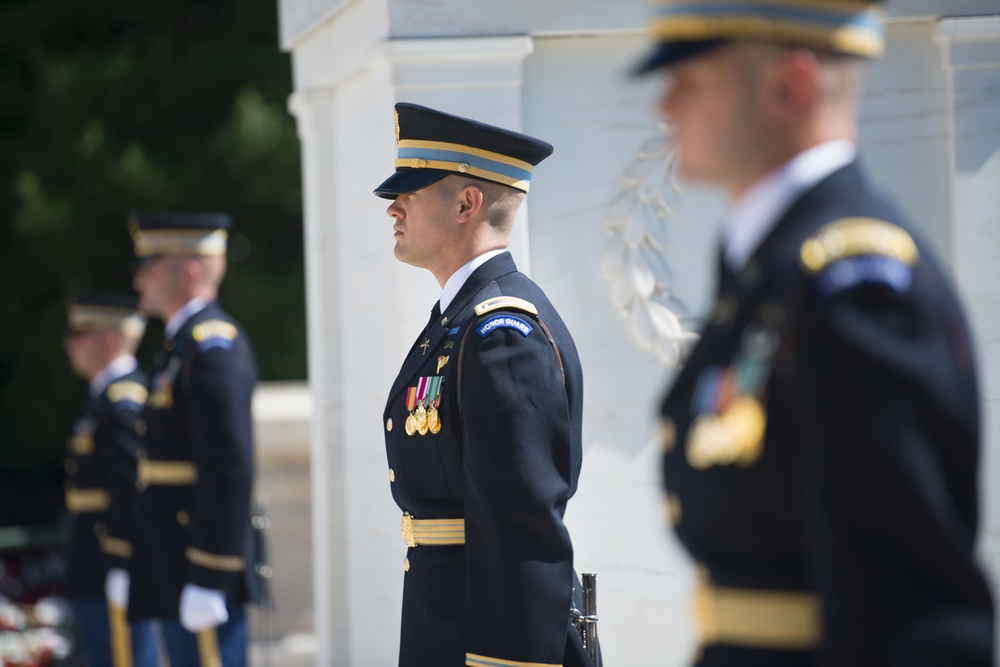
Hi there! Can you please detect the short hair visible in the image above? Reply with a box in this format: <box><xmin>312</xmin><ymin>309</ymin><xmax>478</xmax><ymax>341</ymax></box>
<box><xmin>447</xmin><ymin>176</ymin><xmax>526</xmax><ymax>233</ymax></box>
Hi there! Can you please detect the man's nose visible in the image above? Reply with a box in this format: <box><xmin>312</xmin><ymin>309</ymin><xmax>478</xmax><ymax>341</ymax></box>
<box><xmin>387</xmin><ymin>198</ymin><xmax>404</xmax><ymax>219</ymax></box>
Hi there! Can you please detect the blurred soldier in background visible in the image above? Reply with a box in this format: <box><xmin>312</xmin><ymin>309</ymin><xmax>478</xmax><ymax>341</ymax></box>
<box><xmin>63</xmin><ymin>292</ymin><xmax>157</xmax><ymax>667</ymax></box>
<box><xmin>374</xmin><ymin>103</ymin><xmax>600</xmax><ymax>667</ymax></box>
<box><xmin>126</xmin><ymin>212</ymin><xmax>260</xmax><ymax>667</ymax></box>
<box><xmin>634</xmin><ymin>1</ymin><xmax>995</xmax><ymax>665</ymax></box>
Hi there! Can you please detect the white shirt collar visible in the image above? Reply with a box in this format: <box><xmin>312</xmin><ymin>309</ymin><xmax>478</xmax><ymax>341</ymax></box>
<box><xmin>164</xmin><ymin>296</ymin><xmax>210</xmax><ymax>339</ymax></box>
<box><xmin>723</xmin><ymin>140</ymin><xmax>857</xmax><ymax>271</ymax></box>
<box><xmin>90</xmin><ymin>355</ymin><xmax>138</xmax><ymax>400</ymax></box>
<box><xmin>439</xmin><ymin>249</ymin><xmax>507</xmax><ymax>313</ymax></box>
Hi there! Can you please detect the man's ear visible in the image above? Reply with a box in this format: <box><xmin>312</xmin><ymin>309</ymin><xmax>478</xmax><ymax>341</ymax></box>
<box><xmin>765</xmin><ymin>48</ymin><xmax>820</xmax><ymax>122</ymax></box>
<box><xmin>98</xmin><ymin>329</ymin><xmax>118</xmax><ymax>357</ymax></box>
<box><xmin>456</xmin><ymin>184</ymin><xmax>484</xmax><ymax>223</ymax></box>
<box><xmin>182</xmin><ymin>256</ymin><xmax>203</xmax><ymax>283</ymax></box>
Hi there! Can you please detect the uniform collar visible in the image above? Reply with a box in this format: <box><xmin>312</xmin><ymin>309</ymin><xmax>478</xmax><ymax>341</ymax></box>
<box><xmin>164</xmin><ymin>296</ymin><xmax>211</xmax><ymax>339</ymax></box>
<box><xmin>723</xmin><ymin>140</ymin><xmax>857</xmax><ymax>272</ymax></box>
<box><xmin>439</xmin><ymin>248</ymin><xmax>507</xmax><ymax>313</ymax></box>
<box><xmin>90</xmin><ymin>355</ymin><xmax>138</xmax><ymax>400</ymax></box>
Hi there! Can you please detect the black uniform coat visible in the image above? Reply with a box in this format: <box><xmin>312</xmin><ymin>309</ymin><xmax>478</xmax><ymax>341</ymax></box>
<box><xmin>659</xmin><ymin>161</ymin><xmax>994</xmax><ymax>666</ymax></box>
<box><xmin>64</xmin><ymin>367</ymin><xmax>147</xmax><ymax>599</ymax></box>
<box><xmin>383</xmin><ymin>252</ymin><xmax>596</xmax><ymax>667</ymax></box>
<box><xmin>128</xmin><ymin>300</ymin><xmax>259</xmax><ymax>620</ymax></box>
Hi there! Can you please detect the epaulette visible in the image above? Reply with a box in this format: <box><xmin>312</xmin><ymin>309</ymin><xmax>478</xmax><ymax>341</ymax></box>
<box><xmin>800</xmin><ymin>217</ymin><xmax>918</xmax><ymax>274</ymax></box>
<box><xmin>800</xmin><ymin>218</ymin><xmax>919</xmax><ymax>297</ymax></box>
<box><xmin>192</xmin><ymin>320</ymin><xmax>238</xmax><ymax>342</ymax></box>
<box><xmin>107</xmin><ymin>380</ymin><xmax>148</xmax><ymax>406</ymax></box>
<box><xmin>473</xmin><ymin>296</ymin><xmax>538</xmax><ymax>317</ymax></box>
<box><xmin>192</xmin><ymin>320</ymin><xmax>238</xmax><ymax>352</ymax></box>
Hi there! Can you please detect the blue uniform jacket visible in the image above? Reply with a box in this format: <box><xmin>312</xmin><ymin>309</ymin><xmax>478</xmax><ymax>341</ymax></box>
<box><xmin>63</xmin><ymin>367</ymin><xmax>148</xmax><ymax>599</ymax></box>
<box><xmin>383</xmin><ymin>252</ymin><xmax>598</xmax><ymax>667</ymax></box>
<box><xmin>128</xmin><ymin>301</ymin><xmax>259</xmax><ymax>620</ymax></box>
<box><xmin>659</xmin><ymin>161</ymin><xmax>994</xmax><ymax>666</ymax></box>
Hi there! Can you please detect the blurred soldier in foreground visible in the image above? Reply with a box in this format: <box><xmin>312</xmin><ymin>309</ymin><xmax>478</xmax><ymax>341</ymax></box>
<box><xmin>375</xmin><ymin>103</ymin><xmax>600</xmax><ymax>667</ymax></box>
<box><xmin>634</xmin><ymin>1</ymin><xmax>994</xmax><ymax>665</ymax></box>
<box><xmin>63</xmin><ymin>292</ymin><xmax>157</xmax><ymax>667</ymax></box>
<box><xmin>127</xmin><ymin>212</ymin><xmax>260</xmax><ymax>667</ymax></box>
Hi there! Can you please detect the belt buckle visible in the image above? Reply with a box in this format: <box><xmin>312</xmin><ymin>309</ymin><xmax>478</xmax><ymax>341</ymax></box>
<box><xmin>401</xmin><ymin>514</ymin><xmax>416</xmax><ymax>548</ymax></box>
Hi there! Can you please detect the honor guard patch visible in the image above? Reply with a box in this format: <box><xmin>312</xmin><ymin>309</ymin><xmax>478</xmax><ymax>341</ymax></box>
<box><xmin>107</xmin><ymin>381</ymin><xmax>149</xmax><ymax>410</ymax></box>
<box><xmin>800</xmin><ymin>218</ymin><xmax>918</xmax><ymax>297</ymax></box>
<box><xmin>192</xmin><ymin>320</ymin><xmax>238</xmax><ymax>352</ymax></box>
<box><xmin>477</xmin><ymin>315</ymin><xmax>533</xmax><ymax>338</ymax></box>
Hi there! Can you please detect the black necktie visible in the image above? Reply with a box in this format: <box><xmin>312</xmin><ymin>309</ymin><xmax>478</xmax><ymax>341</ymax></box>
<box><xmin>717</xmin><ymin>245</ymin><xmax>740</xmax><ymax>296</ymax></box>
<box><xmin>425</xmin><ymin>301</ymin><xmax>441</xmax><ymax>333</ymax></box>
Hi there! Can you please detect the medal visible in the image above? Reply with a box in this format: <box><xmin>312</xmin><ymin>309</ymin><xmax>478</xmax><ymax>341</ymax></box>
<box><xmin>404</xmin><ymin>386</ymin><xmax>418</xmax><ymax>436</ymax></box>
<box><xmin>425</xmin><ymin>376</ymin><xmax>443</xmax><ymax>434</ymax></box>
<box><xmin>415</xmin><ymin>377</ymin><xmax>429</xmax><ymax>435</ymax></box>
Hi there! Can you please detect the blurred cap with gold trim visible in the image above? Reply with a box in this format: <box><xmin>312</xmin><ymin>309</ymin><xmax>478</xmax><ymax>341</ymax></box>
<box><xmin>374</xmin><ymin>103</ymin><xmax>554</xmax><ymax>200</ymax></box>
<box><xmin>634</xmin><ymin>0</ymin><xmax>887</xmax><ymax>74</ymax></box>
<box><xmin>128</xmin><ymin>211</ymin><xmax>232</xmax><ymax>259</ymax></box>
<box><xmin>67</xmin><ymin>292</ymin><xmax>146</xmax><ymax>340</ymax></box>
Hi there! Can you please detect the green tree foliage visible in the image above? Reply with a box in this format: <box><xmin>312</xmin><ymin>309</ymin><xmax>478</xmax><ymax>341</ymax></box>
<box><xmin>0</xmin><ymin>0</ymin><xmax>304</xmax><ymax>522</ymax></box>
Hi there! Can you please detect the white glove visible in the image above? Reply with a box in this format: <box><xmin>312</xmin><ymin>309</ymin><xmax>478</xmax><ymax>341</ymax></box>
<box><xmin>179</xmin><ymin>584</ymin><xmax>229</xmax><ymax>632</ymax></box>
<box><xmin>105</xmin><ymin>568</ymin><xmax>130</xmax><ymax>609</ymax></box>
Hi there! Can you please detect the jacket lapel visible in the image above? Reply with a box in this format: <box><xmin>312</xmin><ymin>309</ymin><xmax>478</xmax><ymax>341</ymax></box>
<box><xmin>386</xmin><ymin>252</ymin><xmax>518</xmax><ymax>403</ymax></box>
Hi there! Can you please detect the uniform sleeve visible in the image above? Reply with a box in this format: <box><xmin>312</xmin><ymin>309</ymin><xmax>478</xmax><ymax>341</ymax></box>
<box><xmin>793</xmin><ymin>269</ymin><xmax>993</xmax><ymax>665</ymax></box>
<box><xmin>185</xmin><ymin>341</ymin><xmax>256</xmax><ymax>593</ymax></box>
<box><xmin>460</xmin><ymin>313</ymin><xmax>576</xmax><ymax>667</ymax></box>
<box><xmin>98</xmin><ymin>391</ymin><xmax>146</xmax><ymax>569</ymax></box>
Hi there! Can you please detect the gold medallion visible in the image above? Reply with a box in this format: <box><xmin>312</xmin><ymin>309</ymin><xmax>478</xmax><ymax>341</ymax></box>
<box><xmin>426</xmin><ymin>405</ymin><xmax>439</xmax><ymax>433</ymax></box>
<box><xmin>405</xmin><ymin>413</ymin><xmax>418</xmax><ymax>436</ymax></box>
<box><xmin>725</xmin><ymin>396</ymin><xmax>766</xmax><ymax>466</ymax></box>
<box><xmin>685</xmin><ymin>396</ymin><xmax>766</xmax><ymax>469</ymax></box>
<box><xmin>415</xmin><ymin>404</ymin><xmax>428</xmax><ymax>435</ymax></box>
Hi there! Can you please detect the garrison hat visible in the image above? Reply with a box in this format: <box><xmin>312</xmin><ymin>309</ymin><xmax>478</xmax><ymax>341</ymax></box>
<box><xmin>128</xmin><ymin>211</ymin><xmax>232</xmax><ymax>258</ymax></box>
<box><xmin>67</xmin><ymin>292</ymin><xmax>146</xmax><ymax>340</ymax></box>
<box><xmin>633</xmin><ymin>0</ymin><xmax>886</xmax><ymax>74</ymax></box>
<box><xmin>374</xmin><ymin>103</ymin><xmax>554</xmax><ymax>200</ymax></box>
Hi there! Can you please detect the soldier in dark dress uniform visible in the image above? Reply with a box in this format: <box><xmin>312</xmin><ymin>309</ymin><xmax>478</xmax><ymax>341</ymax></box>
<box><xmin>633</xmin><ymin>1</ymin><xmax>995</xmax><ymax>665</ymax></box>
<box><xmin>63</xmin><ymin>293</ymin><xmax>157</xmax><ymax>667</ymax></box>
<box><xmin>374</xmin><ymin>103</ymin><xmax>601</xmax><ymax>667</ymax></box>
<box><xmin>126</xmin><ymin>212</ymin><xmax>260</xmax><ymax>667</ymax></box>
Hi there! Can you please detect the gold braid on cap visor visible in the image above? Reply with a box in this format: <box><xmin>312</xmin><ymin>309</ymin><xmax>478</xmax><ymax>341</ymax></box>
<box><xmin>650</xmin><ymin>0</ymin><xmax>885</xmax><ymax>58</ymax></box>
<box><xmin>395</xmin><ymin>139</ymin><xmax>535</xmax><ymax>192</ymax></box>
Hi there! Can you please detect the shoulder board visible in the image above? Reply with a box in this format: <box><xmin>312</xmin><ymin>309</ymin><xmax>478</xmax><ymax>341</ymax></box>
<box><xmin>192</xmin><ymin>320</ymin><xmax>238</xmax><ymax>343</ymax></box>
<box><xmin>107</xmin><ymin>381</ymin><xmax>148</xmax><ymax>406</ymax></box>
<box><xmin>800</xmin><ymin>217</ymin><xmax>918</xmax><ymax>274</ymax></box>
<box><xmin>473</xmin><ymin>296</ymin><xmax>538</xmax><ymax>317</ymax></box>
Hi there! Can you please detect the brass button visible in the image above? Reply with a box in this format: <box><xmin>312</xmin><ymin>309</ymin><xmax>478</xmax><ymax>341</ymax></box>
<box><xmin>403</xmin><ymin>558</ymin><xmax>410</xmax><ymax>572</ymax></box>
<box><xmin>93</xmin><ymin>523</ymin><xmax>107</xmax><ymax>537</ymax></box>
<box><xmin>136</xmin><ymin>420</ymin><xmax>146</xmax><ymax>436</ymax></box>
<box><xmin>176</xmin><ymin>511</ymin><xmax>189</xmax><ymax>526</ymax></box>
<box><xmin>164</xmin><ymin>339</ymin><xmax>175</xmax><ymax>351</ymax></box>
<box><xmin>64</xmin><ymin>459</ymin><xmax>77</xmax><ymax>475</ymax></box>
<box><xmin>658</xmin><ymin>417</ymin><xmax>677</xmax><ymax>453</ymax></box>
<box><xmin>666</xmin><ymin>493</ymin><xmax>683</xmax><ymax>526</ymax></box>
<box><xmin>389</xmin><ymin>468</ymin><xmax>395</xmax><ymax>483</ymax></box>
<box><xmin>386</xmin><ymin>418</ymin><xmax>393</xmax><ymax>432</ymax></box>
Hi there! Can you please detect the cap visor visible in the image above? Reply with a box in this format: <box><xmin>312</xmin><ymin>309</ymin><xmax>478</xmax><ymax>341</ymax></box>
<box><xmin>374</xmin><ymin>170</ymin><xmax>451</xmax><ymax>200</ymax></box>
<box><xmin>632</xmin><ymin>40</ymin><xmax>727</xmax><ymax>75</ymax></box>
